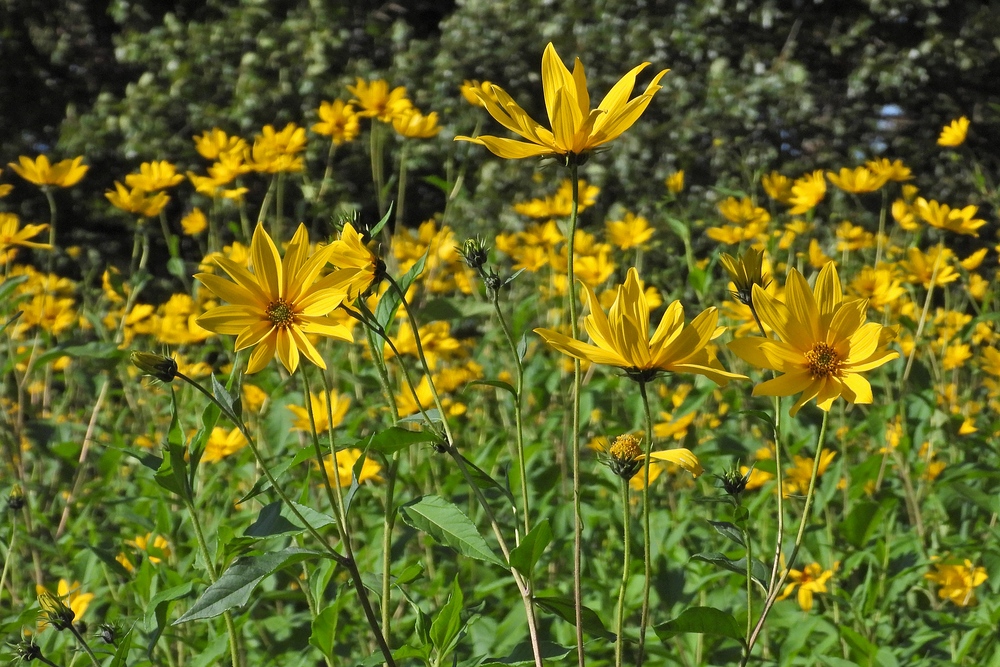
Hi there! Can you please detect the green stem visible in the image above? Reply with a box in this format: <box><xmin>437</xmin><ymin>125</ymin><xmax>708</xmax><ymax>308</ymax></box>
<box><xmin>636</xmin><ymin>380</ymin><xmax>655</xmax><ymax>666</ymax></box>
<box><xmin>67</xmin><ymin>624</ymin><xmax>103</xmax><ymax>667</ymax></box>
<box><xmin>301</xmin><ymin>370</ymin><xmax>343</xmax><ymax>524</ymax></box>
<box><xmin>566</xmin><ymin>163</ymin><xmax>585</xmax><ymax>667</ymax></box>
<box><xmin>371</xmin><ymin>123</ymin><xmax>388</xmax><ymax>222</ymax></box>
<box><xmin>0</xmin><ymin>514</ymin><xmax>16</xmax><ymax>604</ymax></box>
<box><xmin>874</xmin><ymin>188</ymin><xmax>888</xmax><ymax>267</ymax></box>
<box><xmin>615</xmin><ymin>478</ymin><xmax>632</xmax><ymax>667</ymax></box>
<box><xmin>395</xmin><ymin>142</ymin><xmax>409</xmax><ymax>235</ymax></box>
<box><xmin>743</xmin><ymin>410</ymin><xmax>829</xmax><ymax>663</ymax></box>
<box><xmin>257</xmin><ymin>176</ymin><xmax>277</xmax><ymax>226</ymax></box>
<box><xmin>317</xmin><ymin>141</ymin><xmax>337</xmax><ymax>201</ymax></box>
<box><xmin>43</xmin><ymin>188</ymin><xmax>57</xmax><ymax>274</ymax></box>
<box><xmin>902</xmin><ymin>240</ymin><xmax>944</xmax><ymax>383</ymax></box>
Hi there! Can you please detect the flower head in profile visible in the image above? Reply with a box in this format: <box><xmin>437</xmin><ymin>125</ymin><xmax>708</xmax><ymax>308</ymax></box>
<box><xmin>348</xmin><ymin>79</ymin><xmax>412</xmax><ymax>122</ymax></box>
<box><xmin>320</xmin><ymin>448</ymin><xmax>383</xmax><ymax>487</ymax></box>
<box><xmin>0</xmin><ymin>213</ymin><xmax>51</xmax><ymax>261</ymax></box>
<box><xmin>925</xmin><ymin>558</ymin><xmax>987</xmax><ymax>606</ymax></box>
<box><xmin>247</xmin><ymin>123</ymin><xmax>307</xmax><ymax>173</ymax></box>
<box><xmin>8</xmin><ymin>155</ymin><xmax>88</xmax><ymax>188</ymax></box>
<box><xmin>125</xmin><ymin>160</ymin><xmax>185</xmax><ymax>191</ymax></box>
<box><xmin>937</xmin><ymin>116</ymin><xmax>969</xmax><ymax>147</ymax></box>
<box><xmin>313</xmin><ymin>100</ymin><xmax>360</xmax><ymax>145</ymax></box>
<box><xmin>720</xmin><ymin>246</ymin><xmax>768</xmax><ymax>307</ymax></box>
<box><xmin>787</xmin><ymin>170</ymin><xmax>827</xmax><ymax>215</ymax></box>
<box><xmin>665</xmin><ymin>170</ymin><xmax>685</xmax><ymax>194</ymax></box>
<box><xmin>728</xmin><ymin>262</ymin><xmax>899</xmax><ymax>416</ymax></box>
<box><xmin>196</xmin><ymin>223</ymin><xmax>354</xmax><ymax>374</ymax></box>
<box><xmin>534</xmin><ymin>267</ymin><xmax>745</xmax><ymax>385</ymax></box>
<box><xmin>460</xmin><ymin>80</ymin><xmax>495</xmax><ymax>107</ymax></box>
<box><xmin>392</xmin><ymin>108</ymin><xmax>441</xmax><ymax>139</ymax></box>
<box><xmin>456</xmin><ymin>42</ymin><xmax>668</xmax><ymax>161</ymax></box>
<box><xmin>105</xmin><ymin>182</ymin><xmax>170</xmax><ymax>217</ymax></box>
<box><xmin>605</xmin><ymin>211</ymin><xmax>653</xmax><ymax>250</ymax></box>
<box><xmin>914</xmin><ymin>197</ymin><xmax>986</xmax><ymax>236</ymax></box>
<box><xmin>777</xmin><ymin>562</ymin><xmax>836</xmax><ymax>611</ymax></box>
<box><xmin>36</xmin><ymin>580</ymin><xmax>93</xmax><ymax>630</ymax></box>
<box><xmin>193</xmin><ymin>128</ymin><xmax>247</xmax><ymax>160</ymax></box>
<box><xmin>327</xmin><ymin>220</ymin><xmax>384</xmax><ymax>298</ymax></box>
<box><xmin>826</xmin><ymin>166</ymin><xmax>888</xmax><ymax>194</ymax></box>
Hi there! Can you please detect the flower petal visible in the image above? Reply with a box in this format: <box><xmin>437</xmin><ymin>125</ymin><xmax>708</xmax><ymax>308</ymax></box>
<box><xmin>648</xmin><ymin>447</ymin><xmax>703</xmax><ymax>478</ymax></box>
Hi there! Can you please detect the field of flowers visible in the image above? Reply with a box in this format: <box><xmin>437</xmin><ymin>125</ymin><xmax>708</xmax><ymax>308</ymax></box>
<box><xmin>1</xmin><ymin>39</ymin><xmax>998</xmax><ymax>667</ymax></box>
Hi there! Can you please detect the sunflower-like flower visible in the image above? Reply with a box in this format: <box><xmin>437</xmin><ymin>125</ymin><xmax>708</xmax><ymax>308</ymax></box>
<box><xmin>8</xmin><ymin>155</ymin><xmax>88</xmax><ymax>188</ymax></box>
<box><xmin>196</xmin><ymin>223</ymin><xmax>354</xmax><ymax>374</ymax></box>
<box><xmin>312</xmin><ymin>100</ymin><xmax>360</xmax><ymax>144</ymax></box>
<box><xmin>937</xmin><ymin>116</ymin><xmax>969</xmax><ymax>147</ymax></box>
<box><xmin>455</xmin><ymin>42</ymin><xmax>668</xmax><ymax>161</ymax></box>
<box><xmin>728</xmin><ymin>262</ymin><xmax>898</xmax><ymax>416</ymax></box>
<box><xmin>534</xmin><ymin>267</ymin><xmax>744</xmax><ymax>385</ymax></box>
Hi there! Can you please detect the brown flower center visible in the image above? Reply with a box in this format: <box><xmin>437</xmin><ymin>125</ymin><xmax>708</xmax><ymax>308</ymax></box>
<box><xmin>266</xmin><ymin>299</ymin><xmax>295</xmax><ymax>328</ymax></box>
<box><xmin>805</xmin><ymin>342</ymin><xmax>842</xmax><ymax>378</ymax></box>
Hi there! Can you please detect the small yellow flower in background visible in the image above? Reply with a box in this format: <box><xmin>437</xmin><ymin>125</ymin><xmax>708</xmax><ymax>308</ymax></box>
<box><xmin>937</xmin><ymin>116</ymin><xmax>969</xmax><ymax>147</ymax></box>
<box><xmin>348</xmin><ymin>79</ymin><xmax>412</xmax><ymax>122</ymax></box>
<box><xmin>787</xmin><ymin>170</ymin><xmax>827</xmax><ymax>215</ymax></box>
<box><xmin>777</xmin><ymin>562</ymin><xmax>836</xmax><ymax>611</ymax></box>
<box><xmin>783</xmin><ymin>449</ymin><xmax>837</xmax><ymax>496</ymax></box>
<box><xmin>835</xmin><ymin>221</ymin><xmax>876</xmax><ymax>252</ymax></box>
<box><xmin>312</xmin><ymin>100</ymin><xmax>360</xmax><ymax>144</ymax></box>
<box><xmin>288</xmin><ymin>390</ymin><xmax>351</xmax><ymax>433</ymax></box>
<box><xmin>728</xmin><ymin>262</ymin><xmax>898</xmax><ymax>416</ymax></box>
<box><xmin>243</xmin><ymin>384</ymin><xmax>268</xmax><ymax>413</ymax></box>
<box><xmin>826</xmin><ymin>166</ymin><xmax>888</xmax><ymax>194</ymax></box>
<box><xmin>891</xmin><ymin>199</ymin><xmax>919</xmax><ymax>231</ymax></box>
<box><xmin>914</xmin><ymin>198</ymin><xmax>986</xmax><ymax>236</ymax></box>
<box><xmin>320</xmin><ymin>448</ymin><xmax>383</xmax><ymax>487</ymax></box>
<box><xmin>718</xmin><ymin>196</ymin><xmax>770</xmax><ymax>226</ymax></box>
<box><xmin>181</xmin><ymin>208</ymin><xmax>208</xmax><ymax>235</ymax></box>
<box><xmin>900</xmin><ymin>246</ymin><xmax>960</xmax><ymax>288</ymax></box>
<box><xmin>762</xmin><ymin>171</ymin><xmax>794</xmax><ymax>204</ymax></box>
<box><xmin>36</xmin><ymin>580</ymin><xmax>93</xmax><ymax>629</ymax></box>
<box><xmin>8</xmin><ymin>155</ymin><xmax>88</xmax><ymax>188</ymax></box>
<box><xmin>865</xmin><ymin>158</ymin><xmax>912</xmax><ymax>182</ymax></box>
<box><xmin>105</xmin><ymin>182</ymin><xmax>170</xmax><ymax>217</ymax></box>
<box><xmin>605</xmin><ymin>211</ymin><xmax>653</xmax><ymax>250</ymax></box>
<box><xmin>247</xmin><ymin>123</ymin><xmax>307</xmax><ymax>173</ymax></box>
<box><xmin>193</xmin><ymin>128</ymin><xmax>247</xmax><ymax>160</ymax></box>
<box><xmin>848</xmin><ymin>267</ymin><xmax>906</xmax><ymax>311</ymax></box>
<box><xmin>116</xmin><ymin>533</ymin><xmax>172</xmax><ymax>573</ymax></box>
<box><xmin>196</xmin><ymin>223</ymin><xmax>353</xmax><ymax>374</ymax></box>
<box><xmin>534</xmin><ymin>267</ymin><xmax>745</xmax><ymax>385</ymax></box>
<box><xmin>806</xmin><ymin>239</ymin><xmax>834</xmax><ymax>269</ymax></box>
<box><xmin>0</xmin><ymin>213</ymin><xmax>51</xmax><ymax>261</ymax></box>
<box><xmin>456</xmin><ymin>42</ymin><xmax>668</xmax><ymax>160</ymax></box>
<box><xmin>392</xmin><ymin>108</ymin><xmax>442</xmax><ymax>139</ymax></box>
<box><xmin>514</xmin><ymin>179</ymin><xmax>601</xmax><ymax>219</ymax></box>
<box><xmin>202</xmin><ymin>426</ymin><xmax>248</xmax><ymax>463</ymax></box>
<box><xmin>925</xmin><ymin>558</ymin><xmax>987</xmax><ymax>606</ymax></box>
<box><xmin>665</xmin><ymin>170</ymin><xmax>685</xmax><ymax>194</ymax></box>
<box><xmin>460</xmin><ymin>80</ymin><xmax>495</xmax><ymax>107</ymax></box>
<box><xmin>960</xmin><ymin>248</ymin><xmax>988</xmax><ymax>271</ymax></box>
<box><xmin>0</xmin><ymin>168</ymin><xmax>13</xmax><ymax>197</ymax></box>
<box><xmin>125</xmin><ymin>160</ymin><xmax>185</xmax><ymax>191</ymax></box>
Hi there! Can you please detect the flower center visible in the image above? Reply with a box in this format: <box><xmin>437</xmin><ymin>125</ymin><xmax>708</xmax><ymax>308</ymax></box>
<box><xmin>266</xmin><ymin>299</ymin><xmax>295</xmax><ymax>328</ymax></box>
<box><xmin>610</xmin><ymin>434</ymin><xmax>642</xmax><ymax>462</ymax></box>
<box><xmin>805</xmin><ymin>342</ymin><xmax>842</xmax><ymax>378</ymax></box>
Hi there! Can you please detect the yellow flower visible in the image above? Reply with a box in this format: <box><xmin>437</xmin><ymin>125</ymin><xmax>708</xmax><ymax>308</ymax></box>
<box><xmin>664</xmin><ymin>170</ymin><xmax>685</xmax><ymax>194</ymax></box>
<box><xmin>36</xmin><ymin>580</ymin><xmax>93</xmax><ymax>628</ymax></box>
<box><xmin>925</xmin><ymin>558</ymin><xmax>987</xmax><ymax>606</ymax></box>
<box><xmin>312</xmin><ymin>100</ymin><xmax>360</xmax><ymax>144</ymax></box>
<box><xmin>718</xmin><ymin>197</ymin><xmax>770</xmax><ymax>226</ymax></box>
<box><xmin>777</xmin><ymin>562</ymin><xmax>836</xmax><ymax>611</ymax></box>
<box><xmin>247</xmin><ymin>123</ymin><xmax>307</xmax><ymax>173</ymax></box>
<box><xmin>826</xmin><ymin>166</ymin><xmax>888</xmax><ymax>194</ymax></box>
<box><xmin>125</xmin><ymin>160</ymin><xmax>185</xmax><ymax>191</ymax></box>
<box><xmin>762</xmin><ymin>171</ymin><xmax>794</xmax><ymax>204</ymax></box>
<box><xmin>392</xmin><ymin>108</ymin><xmax>441</xmax><ymax>139</ymax></box>
<box><xmin>181</xmin><ymin>208</ymin><xmax>208</xmax><ymax>235</ymax></box>
<box><xmin>0</xmin><ymin>213</ymin><xmax>51</xmax><ymax>261</ymax></box>
<box><xmin>105</xmin><ymin>182</ymin><xmax>170</xmax><ymax>217</ymax></box>
<box><xmin>8</xmin><ymin>155</ymin><xmax>88</xmax><ymax>188</ymax></box>
<box><xmin>865</xmin><ymin>158</ymin><xmax>912</xmax><ymax>182</ymax></box>
<box><xmin>288</xmin><ymin>390</ymin><xmax>351</xmax><ymax>433</ymax></box>
<box><xmin>455</xmin><ymin>42</ymin><xmax>668</xmax><ymax>160</ymax></box>
<box><xmin>783</xmin><ymin>449</ymin><xmax>836</xmax><ymax>495</ymax></box>
<box><xmin>914</xmin><ymin>198</ymin><xmax>986</xmax><ymax>236</ymax></box>
<box><xmin>534</xmin><ymin>267</ymin><xmax>744</xmax><ymax>385</ymax></box>
<box><xmin>460</xmin><ymin>80</ymin><xmax>496</xmax><ymax>107</ymax></box>
<box><xmin>348</xmin><ymin>79</ymin><xmax>412</xmax><ymax>122</ymax></box>
<box><xmin>937</xmin><ymin>116</ymin><xmax>969</xmax><ymax>147</ymax></box>
<box><xmin>835</xmin><ymin>221</ymin><xmax>876</xmax><ymax>252</ymax></box>
<box><xmin>193</xmin><ymin>128</ymin><xmax>247</xmax><ymax>160</ymax></box>
<box><xmin>728</xmin><ymin>262</ymin><xmax>898</xmax><ymax>416</ymax></box>
<box><xmin>900</xmin><ymin>246</ymin><xmax>959</xmax><ymax>288</ymax></box>
<box><xmin>117</xmin><ymin>533</ymin><xmax>172</xmax><ymax>573</ymax></box>
<box><xmin>648</xmin><ymin>447</ymin><xmax>704</xmax><ymax>478</ymax></box>
<box><xmin>787</xmin><ymin>170</ymin><xmax>826</xmax><ymax>215</ymax></box>
<box><xmin>320</xmin><ymin>448</ymin><xmax>383</xmax><ymax>487</ymax></box>
<box><xmin>892</xmin><ymin>199</ymin><xmax>919</xmax><ymax>231</ymax></box>
<box><xmin>848</xmin><ymin>267</ymin><xmax>906</xmax><ymax>310</ymax></box>
<box><xmin>202</xmin><ymin>426</ymin><xmax>248</xmax><ymax>462</ymax></box>
<box><xmin>327</xmin><ymin>221</ymin><xmax>383</xmax><ymax>298</ymax></box>
<box><xmin>605</xmin><ymin>211</ymin><xmax>653</xmax><ymax>250</ymax></box>
<box><xmin>196</xmin><ymin>223</ymin><xmax>353</xmax><ymax>374</ymax></box>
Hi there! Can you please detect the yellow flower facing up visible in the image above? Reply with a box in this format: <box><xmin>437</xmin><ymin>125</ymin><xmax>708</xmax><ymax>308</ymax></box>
<box><xmin>605</xmin><ymin>211</ymin><xmax>653</xmax><ymax>250</ymax></box>
<box><xmin>937</xmin><ymin>116</ymin><xmax>969</xmax><ymax>147</ymax></box>
<box><xmin>181</xmin><ymin>208</ymin><xmax>208</xmax><ymax>235</ymax></box>
<box><xmin>8</xmin><ymin>155</ymin><xmax>88</xmax><ymax>188</ymax></box>
<box><xmin>125</xmin><ymin>160</ymin><xmax>185</xmax><ymax>191</ymax></box>
<box><xmin>925</xmin><ymin>558</ymin><xmax>987</xmax><ymax>606</ymax></box>
<box><xmin>196</xmin><ymin>223</ymin><xmax>354</xmax><ymax>374</ymax></box>
<box><xmin>762</xmin><ymin>171</ymin><xmax>794</xmax><ymax>204</ymax></box>
<box><xmin>0</xmin><ymin>213</ymin><xmax>51</xmax><ymax>261</ymax></box>
<box><xmin>665</xmin><ymin>170</ymin><xmax>685</xmax><ymax>194</ymax></box>
<box><xmin>728</xmin><ymin>262</ymin><xmax>898</xmax><ymax>416</ymax></box>
<box><xmin>718</xmin><ymin>196</ymin><xmax>770</xmax><ymax>226</ymax></box>
<box><xmin>826</xmin><ymin>166</ymin><xmax>888</xmax><ymax>194</ymax></box>
<box><xmin>456</xmin><ymin>42</ymin><xmax>668</xmax><ymax>160</ymax></box>
<box><xmin>105</xmin><ymin>182</ymin><xmax>170</xmax><ymax>217</ymax></box>
<box><xmin>247</xmin><ymin>123</ymin><xmax>307</xmax><ymax>173</ymax></box>
<box><xmin>534</xmin><ymin>267</ymin><xmax>745</xmax><ymax>385</ymax></box>
<box><xmin>865</xmin><ymin>158</ymin><xmax>912</xmax><ymax>182</ymax></box>
<box><xmin>777</xmin><ymin>562</ymin><xmax>836</xmax><ymax>611</ymax></box>
<box><xmin>193</xmin><ymin>128</ymin><xmax>247</xmax><ymax>160</ymax></box>
<box><xmin>787</xmin><ymin>170</ymin><xmax>827</xmax><ymax>215</ymax></box>
<box><xmin>392</xmin><ymin>108</ymin><xmax>441</xmax><ymax>139</ymax></box>
<box><xmin>914</xmin><ymin>197</ymin><xmax>987</xmax><ymax>236</ymax></box>
<box><xmin>312</xmin><ymin>100</ymin><xmax>360</xmax><ymax>144</ymax></box>
<box><xmin>348</xmin><ymin>79</ymin><xmax>412</xmax><ymax>122</ymax></box>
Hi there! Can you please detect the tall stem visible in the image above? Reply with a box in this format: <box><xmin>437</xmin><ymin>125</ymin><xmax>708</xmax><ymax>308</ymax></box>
<box><xmin>636</xmin><ymin>380</ymin><xmax>655</xmax><ymax>666</ymax></box>
<box><xmin>614</xmin><ymin>479</ymin><xmax>632</xmax><ymax>667</ymax></box>
<box><xmin>43</xmin><ymin>188</ymin><xmax>58</xmax><ymax>274</ymax></box>
<box><xmin>565</xmin><ymin>163</ymin><xmax>585</xmax><ymax>667</ymax></box>
<box><xmin>395</xmin><ymin>142</ymin><xmax>409</xmax><ymax>235</ymax></box>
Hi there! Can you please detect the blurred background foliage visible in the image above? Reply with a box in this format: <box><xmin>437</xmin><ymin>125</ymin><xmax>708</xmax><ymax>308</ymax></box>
<box><xmin>2</xmin><ymin>0</ymin><xmax>998</xmax><ymax>259</ymax></box>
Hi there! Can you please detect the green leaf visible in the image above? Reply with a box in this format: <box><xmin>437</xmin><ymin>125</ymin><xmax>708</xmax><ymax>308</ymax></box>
<box><xmin>654</xmin><ymin>606</ymin><xmax>746</xmax><ymax>646</ymax></box>
<box><xmin>691</xmin><ymin>552</ymin><xmax>769</xmax><ymax>590</ymax></box>
<box><xmin>364</xmin><ymin>426</ymin><xmax>441</xmax><ymax>456</ymax></box>
<box><xmin>708</xmin><ymin>521</ymin><xmax>745</xmax><ymax>548</ymax></box>
<box><xmin>368</xmin><ymin>203</ymin><xmax>394</xmax><ymax>239</ymax></box>
<box><xmin>533</xmin><ymin>596</ymin><xmax>615</xmax><ymax>641</ymax></box>
<box><xmin>948</xmin><ymin>481</ymin><xmax>1000</xmax><ymax>515</ymax></box>
<box><xmin>144</xmin><ymin>581</ymin><xmax>194</xmax><ymax>658</ymax></box>
<box><xmin>429</xmin><ymin>577</ymin><xmax>464</xmax><ymax>658</ymax></box>
<box><xmin>509</xmin><ymin>519</ymin><xmax>552</xmax><ymax>579</ymax></box>
<box><xmin>174</xmin><ymin>548</ymin><xmax>323</xmax><ymax>623</ymax></box>
<box><xmin>244</xmin><ymin>501</ymin><xmax>303</xmax><ymax>538</ymax></box>
<box><xmin>482</xmin><ymin>641</ymin><xmax>573</xmax><ymax>665</ymax></box>
<box><xmin>108</xmin><ymin>629</ymin><xmax>133</xmax><ymax>667</ymax></box>
<box><xmin>467</xmin><ymin>379</ymin><xmax>517</xmax><ymax>399</ymax></box>
<box><xmin>376</xmin><ymin>251</ymin><xmax>426</xmax><ymax>329</ymax></box>
<box><xmin>840</xmin><ymin>500</ymin><xmax>886</xmax><ymax>549</ymax></box>
<box><xmin>458</xmin><ymin>453</ymin><xmax>515</xmax><ymax>505</ymax></box>
<box><xmin>167</xmin><ymin>256</ymin><xmax>187</xmax><ymax>280</ymax></box>
<box><xmin>211</xmin><ymin>372</ymin><xmax>242</xmax><ymax>422</ymax></box>
<box><xmin>398</xmin><ymin>495</ymin><xmax>506</xmax><ymax>567</ymax></box>
<box><xmin>309</xmin><ymin>603</ymin><xmax>341</xmax><ymax>660</ymax></box>
<box><xmin>237</xmin><ymin>445</ymin><xmax>314</xmax><ymax>504</ymax></box>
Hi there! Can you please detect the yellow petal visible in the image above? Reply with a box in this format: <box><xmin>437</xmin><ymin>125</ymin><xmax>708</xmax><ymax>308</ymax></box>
<box><xmin>196</xmin><ymin>273</ymin><xmax>261</xmax><ymax>308</ymax></box>
<box><xmin>250</xmin><ymin>223</ymin><xmax>282</xmax><ymax>298</ymax></box>
<box><xmin>246</xmin><ymin>332</ymin><xmax>278</xmax><ymax>374</ymax></box>
<box><xmin>197</xmin><ymin>306</ymin><xmax>260</xmax><ymax>335</ymax></box>
<box><xmin>648</xmin><ymin>447</ymin><xmax>703</xmax><ymax>478</ymax></box>
<box><xmin>534</xmin><ymin>327</ymin><xmax>626</xmax><ymax>366</ymax></box>
<box><xmin>456</xmin><ymin>135</ymin><xmax>554</xmax><ymax>159</ymax></box>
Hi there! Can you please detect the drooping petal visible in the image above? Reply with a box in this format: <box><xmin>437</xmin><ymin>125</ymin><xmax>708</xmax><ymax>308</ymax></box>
<box><xmin>648</xmin><ymin>447</ymin><xmax>703</xmax><ymax>478</ymax></box>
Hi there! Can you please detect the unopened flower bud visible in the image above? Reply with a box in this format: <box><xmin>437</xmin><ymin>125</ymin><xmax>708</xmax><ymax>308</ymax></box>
<box><xmin>7</xmin><ymin>484</ymin><xmax>24</xmax><ymax>511</ymax></box>
<box><xmin>459</xmin><ymin>237</ymin><xmax>490</xmax><ymax>270</ymax></box>
<box><xmin>38</xmin><ymin>590</ymin><xmax>75</xmax><ymax>631</ymax></box>
<box><xmin>130</xmin><ymin>351</ymin><xmax>178</xmax><ymax>383</ymax></box>
<box><xmin>719</xmin><ymin>247</ymin><xmax>769</xmax><ymax>308</ymax></box>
